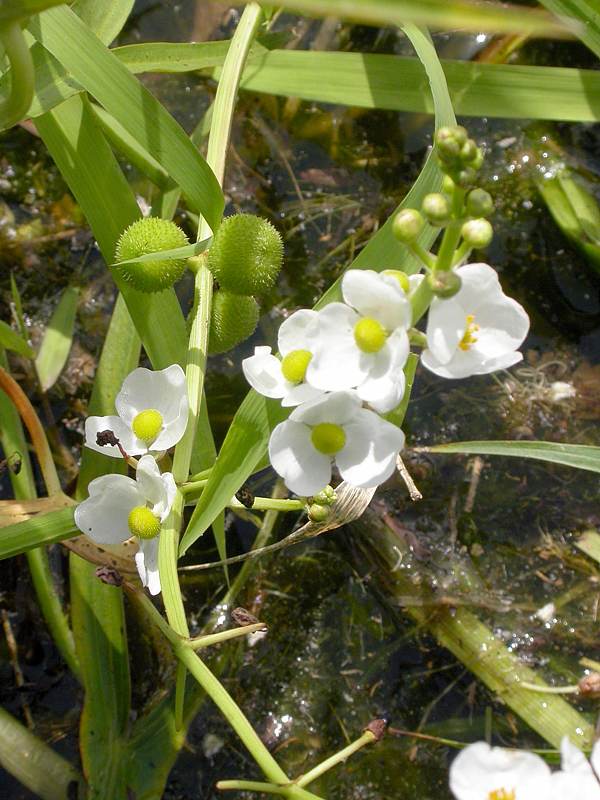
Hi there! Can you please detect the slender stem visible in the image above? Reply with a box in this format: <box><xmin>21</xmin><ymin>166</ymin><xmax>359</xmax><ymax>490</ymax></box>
<box><xmin>408</xmin><ymin>241</ymin><xmax>436</xmax><ymax>270</ymax></box>
<box><xmin>519</xmin><ymin>682</ymin><xmax>579</xmax><ymax>694</ymax></box>
<box><xmin>180</xmin><ymin>478</ymin><xmax>208</xmax><ymax>495</ymax></box>
<box><xmin>409</xmin><ymin>278</ymin><xmax>433</xmax><ymax>326</ymax></box>
<box><xmin>408</xmin><ymin>328</ymin><xmax>427</xmax><ymax>348</ymax></box>
<box><xmin>0</xmin><ymin>21</ymin><xmax>35</xmax><ymax>131</ymax></box>
<box><xmin>186</xmin><ymin>467</ymin><xmax>213</xmax><ymax>483</ymax></box>
<box><xmin>186</xmin><ymin>622</ymin><xmax>267</xmax><ymax>650</ymax></box>
<box><xmin>434</xmin><ymin>187</ymin><xmax>466</xmax><ymax>271</ymax></box>
<box><xmin>296</xmin><ymin>731</ymin><xmax>376</xmax><ymax>788</ymax></box>
<box><xmin>174</xmin><ymin>661</ymin><xmax>187</xmax><ymax>730</ymax></box>
<box><xmin>229</xmin><ymin>497</ymin><xmax>305</xmax><ymax>512</ymax></box>
<box><xmin>451</xmin><ymin>240</ymin><xmax>472</xmax><ymax>267</ymax></box>
<box><xmin>216</xmin><ymin>781</ymin><xmax>323</xmax><ymax>799</ymax></box>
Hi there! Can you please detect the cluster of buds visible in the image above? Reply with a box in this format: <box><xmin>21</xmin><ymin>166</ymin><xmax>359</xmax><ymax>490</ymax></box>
<box><xmin>307</xmin><ymin>484</ymin><xmax>337</xmax><ymax>522</ymax></box>
<box><xmin>435</xmin><ymin>125</ymin><xmax>483</xmax><ymax>187</ymax></box>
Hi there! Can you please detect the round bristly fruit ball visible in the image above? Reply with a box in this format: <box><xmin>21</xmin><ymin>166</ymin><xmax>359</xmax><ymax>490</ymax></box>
<box><xmin>209</xmin><ymin>291</ymin><xmax>259</xmax><ymax>355</ymax></box>
<box><xmin>208</xmin><ymin>214</ymin><xmax>284</xmax><ymax>296</ymax></box>
<box><xmin>115</xmin><ymin>217</ymin><xmax>189</xmax><ymax>293</ymax></box>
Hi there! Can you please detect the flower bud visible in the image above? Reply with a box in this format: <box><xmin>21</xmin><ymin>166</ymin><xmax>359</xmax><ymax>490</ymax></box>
<box><xmin>115</xmin><ymin>217</ymin><xmax>189</xmax><ymax>293</ymax></box>
<box><xmin>208</xmin><ymin>214</ymin><xmax>284</xmax><ymax>296</ymax></box>
<box><xmin>307</xmin><ymin>503</ymin><xmax>331</xmax><ymax>523</ymax></box>
<box><xmin>461</xmin><ymin>218</ymin><xmax>493</xmax><ymax>249</ymax></box>
<box><xmin>454</xmin><ymin>166</ymin><xmax>478</xmax><ymax>188</ymax></box>
<box><xmin>442</xmin><ymin>175</ymin><xmax>455</xmax><ymax>195</ymax></box>
<box><xmin>427</xmin><ymin>270</ymin><xmax>462</xmax><ymax>299</ymax></box>
<box><xmin>312</xmin><ymin>485</ymin><xmax>337</xmax><ymax>506</ymax></box>
<box><xmin>471</xmin><ymin>148</ymin><xmax>484</xmax><ymax>170</ymax></box>
<box><xmin>208</xmin><ymin>291</ymin><xmax>259</xmax><ymax>354</ymax></box>
<box><xmin>466</xmin><ymin>188</ymin><xmax>494</xmax><ymax>218</ymax></box>
<box><xmin>459</xmin><ymin>139</ymin><xmax>478</xmax><ymax>163</ymax></box>
<box><xmin>392</xmin><ymin>209</ymin><xmax>425</xmax><ymax>243</ymax></box>
<box><xmin>421</xmin><ymin>193</ymin><xmax>451</xmax><ymax>226</ymax></box>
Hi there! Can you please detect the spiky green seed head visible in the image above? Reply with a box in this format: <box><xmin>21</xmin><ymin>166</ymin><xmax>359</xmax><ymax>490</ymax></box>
<box><xmin>208</xmin><ymin>214</ymin><xmax>284</xmax><ymax>296</ymax></box>
<box><xmin>208</xmin><ymin>291</ymin><xmax>259</xmax><ymax>355</ymax></box>
<box><xmin>392</xmin><ymin>209</ymin><xmax>425</xmax><ymax>243</ymax></box>
<box><xmin>427</xmin><ymin>270</ymin><xmax>462</xmax><ymax>299</ymax></box>
<box><xmin>115</xmin><ymin>217</ymin><xmax>189</xmax><ymax>293</ymax></box>
<box><xmin>466</xmin><ymin>188</ymin><xmax>494</xmax><ymax>218</ymax></box>
<box><xmin>128</xmin><ymin>506</ymin><xmax>161</xmax><ymax>540</ymax></box>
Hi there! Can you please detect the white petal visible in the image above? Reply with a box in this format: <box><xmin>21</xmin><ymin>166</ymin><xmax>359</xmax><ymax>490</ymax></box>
<box><xmin>408</xmin><ymin>273</ymin><xmax>425</xmax><ymax>294</ymax></box>
<box><xmin>84</xmin><ymin>415</ymin><xmax>146</xmax><ymax>457</ymax></box>
<box><xmin>268</xmin><ymin>420</ymin><xmax>331</xmax><ymax>496</ymax></box>
<box><xmin>425</xmin><ymin>296</ymin><xmax>466</xmax><ymax>365</ymax></box>
<box><xmin>290</xmin><ymin>390</ymin><xmax>361</xmax><ymax>426</ymax></box>
<box><xmin>136</xmin><ymin>537</ymin><xmax>161</xmax><ymax>595</ymax></box>
<box><xmin>471</xmin><ymin>296</ymin><xmax>530</xmax><ymax>359</ymax></box>
<box><xmin>74</xmin><ymin>474</ymin><xmax>140</xmax><ymax>545</ymax></box>
<box><xmin>591</xmin><ymin>740</ymin><xmax>600</xmax><ymax>777</ymax></box>
<box><xmin>454</xmin><ymin>262</ymin><xmax>501</xmax><ymax>311</ymax></box>
<box><xmin>422</xmin><ymin>347</ymin><xmax>523</xmax><ymax>379</ymax></box>
<box><xmin>335</xmin><ymin>409</ymin><xmax>404</xmax><ymax>488</ymax></box>
<box><xmin>306</xmin><ymin>303</ymin><xmax>365</xmax><ymax>391</ymax></box>
<box><xmin>559</xmin><ymin>737</ymin><xmax>593</xmax><ymax>776</ymax></box>
<box><xmin>281</xmin><ymin>383</ymin><xmax>324</xmax><ymax>407</ymax></box>
<box><xmin>342</xmin><ymin>269</ymin><xmax>411</xmax><ymax>331</ymax></box>
<box><xmin>449</xmin><ymin>742</ymin><xmax>552</xmax><ymax>800</ymax></box>
<box><xmin>116</xmin><ymin>365</ymin><xmax>188</xmax><ymax>430</ymax></box>
<box><xmin>355</xmin><ymin>330</ymin><xmax>409</xmax><ymax>413</ymax></box>
<box><xmin>278</xmin><ymin>309</ymin><xmax>320</xmax><ymax>355</ymax></box>
<box><xmin>242</xmin><ymin>347</ymin><xmax>290</xmax><ymax>399</ymax></box>
<box><xmin>156</xmin><ymin>472</ymin><xmax>177</xmax><ymax>522</ymax></box>
<box><xmin>550</xmin><ymin>771</ymin><xmax>600</xmax><ymax>800</ymax></box>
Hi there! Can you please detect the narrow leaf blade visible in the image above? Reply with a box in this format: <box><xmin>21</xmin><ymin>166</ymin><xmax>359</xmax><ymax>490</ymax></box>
<box><xmin>35</xmin><ymin>285</ymin><xmax>79</xmax><ymax>392</ymax></box>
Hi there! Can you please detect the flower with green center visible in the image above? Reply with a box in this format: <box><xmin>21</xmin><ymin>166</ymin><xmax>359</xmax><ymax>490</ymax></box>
<box><xmin>422</xmin><ymin>263</ymin><xmax>529</xmax><ymax>379</ymax></box>
<box><xmin>242</xmin><ymin>309</ymin><xmax>324</xmax><ymax>407</ymax></box>
<box><xmin>306</xmin><ymin>270</ymin><xmax>411</xmax><ymax>414</ymax></box>
<box><xmin>84</xmin><ymin>365</ymin><xmax>188</xmax><ymax>458</ymax></box>
<box><xmin>74</xmin><ymin>455</ymin><xmax>177</xmax><ymax>596</ymax></box>
<box><xmin>269</xmin><ymin>391</ymin><xmax>405</xmax><ymax>496</ymax></box>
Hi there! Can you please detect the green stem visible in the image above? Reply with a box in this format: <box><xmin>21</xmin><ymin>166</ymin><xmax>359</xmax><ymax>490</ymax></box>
<box><xmin>519</xmin><ymin>682</ymin><xmax>579</xmax><ymax>695</ymax></box>
<box><xmin>409</xmin><ymin>278</ymin><xmax>433</xmax><ymax>326</ymax></box>
<box><xmin>186</xmin><ymin>622</ymin><xmax>267</xmax><ymax>650</ymax></box>
<box><xmin>296</xmin><ymin>730</ymin><xmax>376</xmax><ymax>788</ymax></box>
<box><xmin>434</xmin><ymin>186</ymin><xmax>466</xmax><ymax>271</ymax></box>
<box><xmin>187</xmin><ymin>467</ymin><xmax>213</xmax><ymax>483</ymax></box>
<box><xmin>451</xmin><ymin>240</ymin><xmax>472</xmax><ymax>266</ymax></box>
<box><xmin>216</xmin><ymin>781</ymin><xmax>323</xmax><ymax>799</ymax></box>
<box><xmin>180</xmin><ymin>478</ymin><xmax>208</xmax><ymax>496</ymax></box>
<box><xmin>229</xmin><ymin>497</ymin><xmax>305</xmax><ymax>512</ymax></box>
<box><xmin>408</xmin><ymin>241</ymin><xmax>436</xmax><ymax>270</ymax></box>
<box><xmin>0</xmin><ymin>21</ymin><xmax>34</xmax><ymax>131</ymax></box>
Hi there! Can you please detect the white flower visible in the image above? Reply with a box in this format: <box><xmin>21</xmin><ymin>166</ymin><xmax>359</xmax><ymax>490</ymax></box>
<box><xmin>84</xmin><ymin>364</ymin><xmax>188</xmax><ymax>458</ymax></box>
<box><xmin>550</xmin><ymin>738</ymin><xmax>600</xmax><ymax>799</ymax></box>
<box><xmin>74</xmin><ymin>455</ymin><xmax>177</xmax><ymax>595</ymax></box>
<box><xmin>242</xmin><ymin>310</ymin><xmax>323</xmax><ymax>407</ymax></box>
<box><xmin>449</xmin><ymin>741</ymin><xmax>552</xmax><ymax>800</ymax></box>
<box><xmin>268</xmin><ymin>390</ymin><xmax>405</xmax><ymax>496</ymax></box>
<box><xmin>306</xmin><ymin>270</ymin><xmax>412</xmax><ymax>413</ymax></box>
<box><xmin>422</xmin><ymin>263</ymin><xmax>530</xmax><ymax>379</ymax></box>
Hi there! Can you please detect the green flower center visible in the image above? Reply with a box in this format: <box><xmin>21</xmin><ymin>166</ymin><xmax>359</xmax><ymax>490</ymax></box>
<box><xmin>311</xmin><ymin>423</ymin><xmax>346</xmax><ymax>455</ymax></box>
<box><xmin>132</xmin><ymin>409</ymin><xmax>163</xmax><ymax>444</ymax></box>
<box><xmin>281</xmin><ymin>349</ymin><xmax>313</xmax><ymax>383</ymax></box>
<box><xmin>354</xmin><ymin>317</ymin><xmax>387</xmax><ymax>353</ymax></box>
<box><xmin>128</xmin><ymin>506</ymin><xmax>161</xmax><ymax>540</ymax></box>
<box><xmin>382</xmin><ymin>269</ymin><xmax>410</xmax><ymax>293</ymax></box>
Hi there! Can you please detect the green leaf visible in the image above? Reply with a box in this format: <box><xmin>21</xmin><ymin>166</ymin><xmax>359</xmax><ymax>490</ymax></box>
<box><xmin>0</xmin><ymin>507</ymin><xmax>77</xmax><ymax>560</ymax></box>
<box><xmin>0</xmin><ymin>0</ymin><xmax>63</xmax><ymax>23</ymax></box>
<box><xmin>72</xmin><ymin>0</ymin><xmax>134</xmax><ymax>44</ymax></box>
<box><xmin>575</xmin><ymin>529</ymin><xmax>600</xmax><ymax>565</ymax></box>
<box><xmin>114</xmin><ymin>40</ymin><xmax>234</xmax><ymax>73</ymax></box>
<box><xmin>112</xmin><ymin>236</ymin><xmax>212</xmax><ymax>268</ymax></box>
<box><xmin>34</xmin><ymin>285</ymin><xmax>78</xmax><ymax>392</ymax></box>
<box><xmin>241</xmin><ymin>50</ymin><xmax>600</xmax><ymax>124</ymax></box>
<box><xmin>0</xmin><ymin>319</ymin><xmax>33</xmax><ymax>358</ymax></box>
<box><xmin>179</xmin><ymin>25</ymin><xmax>455</xmax><ymax>554</ymax></box>
<box><xmin>421</xmin><ymin>440</ymin><xmax>600</xmax><ymax>472</ymax></box>
<box><xmin>538</xmin><ymin>0</ymin><xmax>600</xmax><ymax>59</ymax></box>
<box><xmin>0</xmin><ymin>706</ymin><xmax>83</xmax><ymax>800</ymax></box>
<box><xmin>254</xmin><ymin>0</ymin><xmax>570</xmax><ymax>37</ymax></box>
<box><xmin>27</xmin><ymin>5</ymin><xmax>224</xmax><ymax>229</ymax></box>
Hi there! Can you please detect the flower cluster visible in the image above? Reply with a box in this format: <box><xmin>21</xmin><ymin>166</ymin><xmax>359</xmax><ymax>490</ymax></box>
<box><xmin>450</xmin><ymin>738</ymin><xmax>600</xmax><ymax>799</ymax></box>
<box><xmin>74</xmin><ymin>365</ymin><xmax>189</xmax><ymax>596</ymax></box>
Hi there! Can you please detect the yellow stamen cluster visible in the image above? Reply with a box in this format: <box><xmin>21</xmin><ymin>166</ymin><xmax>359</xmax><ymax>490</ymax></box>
<box><xmin>311</xmin><ymin>423</ymin><xmax>346</xmax><ymax>455</ymax></box>
<box><xmin>128</xmin><ymin>506</ymin><xmax>161</xmax><ymax>540</ymax></box>
<box><xmin>458</xmin><ymin>314</ymin><xmax>480</xmax><ymax>351</ymax></box>
<box><xmin>281</xmin><ymin>349</ymin><xmax>313</xmax><ymax>383</ymax></box>
<box><xmin>354</xmin><ymin>317</ymin><xmax>387</xmax><ymax>354</ymax></box>
<box><xmin>132</xmin><ymin>409</ymin><xmax>163</xmax><ymax>445</ymax></box>
<box><xmin>488</xmin><ymin>790</ymin><xmax>516</xmax><ymax>800</ymax></box>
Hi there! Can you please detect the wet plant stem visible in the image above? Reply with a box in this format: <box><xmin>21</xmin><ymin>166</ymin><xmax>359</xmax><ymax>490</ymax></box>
<box><xmin>435</xmin><ymin>186</ymin><xmax>466</xmax><ymax>271</ymax></box>
<box><xmin>295</xmin><ymin>730</ymin><xmax>377</xmax><ymax>788</ymax></box>
<box><xmin>0</xmin><ymin>20</ymin><xmax>35</xmax><ymax>132</ymax></box>
<box><xmin>186</xmin><ymin>622</ymin><xmax>267</xmax><ymax>650</ymax></box>
<box><xmin>407</xmin><ymin>241</ymin><xmax>436</xmax><ymax>270</ymax></box>
<box><xmin>451</xmin><ymin>240</ymin><xmax>471</xmax><ymax>266</ymax></box>
<box><xmin>216</xmin><ymin>781</ymin><xmax>323</xmax><ymax>799</ymax></box>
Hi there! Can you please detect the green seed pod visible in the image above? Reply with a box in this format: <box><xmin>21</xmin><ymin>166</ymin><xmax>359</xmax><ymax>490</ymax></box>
<box><xmin>208</xmin><ymin>214</ymin><xmax>284</xmax><ymax>296</ymax></box>
<box><xmin>307</xmin><ymin>503</ymin><xmax>331</xmax><ymax>523</ymax></box>
<box><xmin>421</xmin><ymin>193</ymin><xmax>451</xmax><ymax>226</ymax></box>
<box><xmin>427</xmin><ymin>270</ymin><xmax>462</xmax><ymax>299</ymax></box>
<box><xmin>466</xmin><ymin>188</ymin><xmax>494</xmax><ymax>218</ymax></box>
<box><xmin>392</xmin><ymin>209</ymin><xmax>425</xmax><ymax>243</ymax></box>
<box><xmin>208</xmin><ymin>291</ymin><xmax>259</xmax><ymax>355</ymax></box>
<box><xmin>312</xmin><ymin>485</ymin><xmax>337</xmax><ymax>506</ymax></box>
<box><xmin>461</xmin><ymin>218</ymin><xmax>493</xmax><ymax>249</ymax></box>
<box><xmin>115</xmin><ymin>217</ymin><xmax>189</xmax><ymax>293</ymax></box>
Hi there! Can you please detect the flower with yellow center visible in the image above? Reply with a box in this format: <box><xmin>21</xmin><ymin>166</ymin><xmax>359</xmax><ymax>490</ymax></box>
<box><xmin>422</xmin><ymin>263</ymin><xmax>529</xmax><ymax>379</ymax></box>
<box><xmin>268</xmin><ymin>391</ymin><xmax>404</xmax><ymax>496</ymax></box>
<box><xmin>74</xmin><ymin>455</ymin><xmax>177</xmax><ymax>596</ymax></box>
<box><xmin>84</xmin><ymin>364</ymin><xmax>188</xmax><ymax>458</ymax></box>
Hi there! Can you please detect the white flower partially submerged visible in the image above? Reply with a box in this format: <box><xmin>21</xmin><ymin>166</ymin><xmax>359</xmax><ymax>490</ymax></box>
<box><xmin>306</xmin><ymin>270</ymin><xmax>411</xmax><ymax>413</ymax></box>
<box><xmin>550</xmin><ymin>738</ymin><xmax>600</xmax><ymax>799</ymax></box>
<box><xmin>242</xmin><ymin>310</ymin><xmax>323</xmax><ymax>406</ymax></box>
<box><xmin>74</xmin><ymin>455</ymin><xmax>176</xmax><ymax>595</ymax></box>
<box><xmin>422</xmin><ymin>263</ymin><xmax>529</xmax><ymax>379</ymax></box>
<box><xmin>85</xmin><ymin>365</ymin><xmax>188</xmax><ymax>458</ymax></box>
<box><xmin>449</xmin><ymin>741</ymin><xmax>552</xmax><ymax>800</ymax></box>
<box><xmin>268</xmin><ymin>391</ymin><xmax>404</xmax><ymax>496</ymax></box>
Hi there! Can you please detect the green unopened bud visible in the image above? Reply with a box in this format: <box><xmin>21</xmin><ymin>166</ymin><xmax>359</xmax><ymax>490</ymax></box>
<box><xmin>312</xmin><ymin>485</ymin><xmax>337</xmax><ymax>506</ymax></box>
<box><xmin>466</xmin><ymin>188</ymin><xmax>494</xmax><ymax>218</ymax></box>
<box><xmin>442</xmin><ymin>175</ymin><xmax>455</xmax><ymax>195</ymax></box>
<box><xmin>307</xmin><ymin>503</ymin><xmax>331</xmax><ymax>523</ymax></box>
<box><xmin>208</xmin><ymin>214</ymin><xmax>283</xmax><ymax>296</ymax></box>
<box><xmin>461</xmin><ymin>218</ymin><xmax>493</xmax><ymax>249</ymax></box>
<box><xmin>427</xmin><ymin>270</ymin><xmax>462</xmax><ymax>299</ymax></box>
<box><xmin>115</xmin><ymin>218</ymin><xmax>189</xmax><ymax>293</ymax></box>
<box><xmin>471</xmin><ymin>148</ymin><xmax>484</xmax><ymax>170</ymax></box>
<box><xmin>454</xmin><ymin>167</ymin><xmax>477</xmax><ymax>188</ymax></box>
<box><xmin>392</xmin><ymin>209</ymin><xmax>425</xmax><ymax>243</ymax></box>
<box><xmin>208</xmin><ymin>291</ymin><xmax>259</xmax><ymax>354</ymax></box>
<box><xmin>460</xmin><ymin>139</ymin><xmax>478</xmax><ymax>163</ymax></box>
<box><xmin>421</xmin><ymin>193</ymin><xmax>451</xmax><ymax>226</ymax></box>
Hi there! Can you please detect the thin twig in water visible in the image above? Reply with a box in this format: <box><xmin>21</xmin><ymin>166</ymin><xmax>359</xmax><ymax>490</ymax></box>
<box><xmin>464</xmin><ymin>456</ymin><xmax>484</xmax><ymax>514</ymax></box>
<box><xmin>2</xmin><ymin>609</ymin><xmax>34</xmax><ymax>729</ymax></box>
<box><xmin>396</xmin><ymin>455</ymin><xmax>422</xmax><ymax>501</ymax></box>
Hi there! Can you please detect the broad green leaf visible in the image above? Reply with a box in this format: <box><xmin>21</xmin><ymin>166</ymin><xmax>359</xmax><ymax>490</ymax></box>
<box><xmin>0</xmin><ymin>319</ymin><xmax>33</xmax><ymax>358</ymax></box>
<box><xmin>72</xmin><ymin>0</ymin><xmax>134</xmax><ymax>44</ymax></box>
<box><xmin>112</xmin><ymin>236</ymin><xmax>212</xmax><ymax>268</ymax></box>
<box><xmin>422</xmin><ymin>440</ymin><xmax>600</xmax><ymax>472</ymax></box>
<box><xmin>0</xmin><ymin>0</ymin><xmax>63</xmax><ymax>22</ymax></box>
<box><xmin>0</xmin><ymin>506</ymin><xmax>77</xmax><ymax>560</ymax></box>
<box><xmin>179</xmin><ymin>25</ymin><xmax>455</xmax><ymax>554</ymax></box>
<box><xmin>34</xmin><ymin>285</ymin><xmax>78</xmax><ymax>392</ymax></box>
<box><xmin>538</xmin><ymin>0</ymin><xmax>600</xmax><ymax>59</ymax></box>
<box><xmin>36</xmin><ymin>93</ymin><xmax>187</xmax><ymax>369</ymax></box>
<box><xmin>115</xmin><ymin>40</ymin><xmax>233</xmax><ymax>73</ymax></box>
<box><xmin>255</xmin><ymin>0</ymin><xmax>570</xmax><ymax>37</ymax></box>
<box><xmin>0</xmin><ymin>706</ymin><xmax>82</xmax><ymax>800</ymax></box>
<box><xmin>27</xmin><ymin>5</ymin><xmax>224</xmax><ymax>229</ymax></box>
<box><xmin>575</xmin><ymin>529</ymin><xmax>600</xmax><ymax>564</ymax></box>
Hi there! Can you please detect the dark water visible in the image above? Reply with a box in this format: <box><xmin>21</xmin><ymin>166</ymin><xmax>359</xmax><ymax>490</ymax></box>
<box><xmin>1</xmin><ymin>3</ymin><xmax>600</xmax><ymax>798</ymax></box>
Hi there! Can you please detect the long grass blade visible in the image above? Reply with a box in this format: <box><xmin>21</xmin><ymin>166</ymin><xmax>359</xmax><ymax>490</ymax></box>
<box><xmin>420</xmin><ymin>440</ymin><xmax>600</xmax><ymax>472</ymax></box>
<box><xmin>0</xmin><ymin>319</ymin><xmax>34</xmax><ymax>358</ymax></box>
<box><xmin>538</xmin><ymin>0</ymin><xmax>600</xmax><ymax>58</ymax></box>
<box><xmin>0</xmin><ymin>507</ymin><xmax>77</xmax><ymax>559</ymax></box>
<box><xmin>34</xmin><ymin>284</ymin><xmax>78</xmax><ymax>392</ymax></box>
